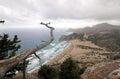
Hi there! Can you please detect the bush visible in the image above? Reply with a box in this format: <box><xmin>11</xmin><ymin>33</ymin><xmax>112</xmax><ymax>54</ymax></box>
<box><xmin>0</xmin><ymin>34</ymin><xmax>23</xmax><ymax>77</ymax></box>
<box><xmin>0</xmin><ymin>33</ymin><xmax>21</xmax><ymax>60</ymax></box>
<box><xmin>38</xmin><ymin>65</ymin><xmax>58</xmax><ymax>79</ymax></box>
<box><xmin>60</xmin><ymin>57</ymin><xmax>80</xmax><ymax>79</ymax></box>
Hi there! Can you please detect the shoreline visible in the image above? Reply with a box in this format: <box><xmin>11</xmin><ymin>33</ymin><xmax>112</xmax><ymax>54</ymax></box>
<box><xmin>46</xmin><ymin>41</ymin><xmax>73</xmax><ymax>65</ymax></box>
<box><xmin>31</xmin><ymin>39</ymin><xmax>101</xmax><ymax>74</ymax></box>
<box><xmin>30</xmin><ymin>41</ymin><xmax>72</xmax><ymax>74</ymax></box>
<box><xmin>31</xmin><ymin>39</ymin><xmax>88</xmax><ymax>75</ymax></box>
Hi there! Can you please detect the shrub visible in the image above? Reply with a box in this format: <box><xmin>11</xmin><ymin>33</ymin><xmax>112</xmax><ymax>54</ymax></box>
<box><xmin>60</xmin><ymin>57</ymin><xmax>80</xmax><ymax>79</ymax></box>
<box><xmin>38</xmin><ymin>65</ymin><xmax>58</xmax><ymax>79</ymax></box>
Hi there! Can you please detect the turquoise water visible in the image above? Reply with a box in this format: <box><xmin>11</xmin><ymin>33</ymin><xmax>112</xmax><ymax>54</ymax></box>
<box><xmin>27</xmin><ymin>41</ymin><xmax>70</xmax><ymax>72</ymax></box>
<box><xmin>0</xmin><ymin>28</ymin><xmax>69</xmax><ymax>72</ymax></box>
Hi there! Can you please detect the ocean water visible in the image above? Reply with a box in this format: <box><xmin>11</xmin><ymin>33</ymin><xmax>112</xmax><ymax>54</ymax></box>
<box><xmin>27</xmin><ymin>41</ymin><xmax>70</xmax><ymax>72</ymax></box>
<box><xmin>0</xmin><ymin>27</ymin><xmax>70</xmax><ymax>72</ymax></box>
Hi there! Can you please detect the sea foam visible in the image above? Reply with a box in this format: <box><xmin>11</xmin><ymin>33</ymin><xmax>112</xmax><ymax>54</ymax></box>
<box><xmin>27</xmin><ymin>41</ymin><xmax>70</xmax><ymax>72</ymax></box>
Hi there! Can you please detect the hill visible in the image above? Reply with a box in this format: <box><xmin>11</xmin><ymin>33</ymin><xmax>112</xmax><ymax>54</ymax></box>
<box><xmin>60</xmin><ymin>23</ymin><xmax>120</xmax><ymax>52</ymax></box>
<box><xmin>59</xmin><ymin>23</ymin><xmax>120</xmax><ymax>79</ymax></box>
<box><xmin>68</xmin><ymin>23</ymin><xmax>120</xmax><ymax>34</ymax></box>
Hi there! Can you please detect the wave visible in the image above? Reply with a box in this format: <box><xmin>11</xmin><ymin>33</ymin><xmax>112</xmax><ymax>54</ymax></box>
<box><xmin>26</xmin><ymin>41</ymin><xmax>70</xmax><ymax>72</ymax></box>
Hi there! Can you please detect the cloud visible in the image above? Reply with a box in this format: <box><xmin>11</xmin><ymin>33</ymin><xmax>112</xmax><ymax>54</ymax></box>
<box><xmin>0</xmin><ymin>0</ymin><xmax>120</xmax><ymax>27</ymax></box>
<box><xmin>40</xmin><ymin>0</ymin><xmax>120</xmax><ymax>20</ymax></box>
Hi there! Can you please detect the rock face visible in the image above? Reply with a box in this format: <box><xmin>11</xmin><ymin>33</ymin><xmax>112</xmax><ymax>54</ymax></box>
<box><xmin>81</xmin><ymin>60</ymin><xmax>120</xmax><ymax>79</ymax></box>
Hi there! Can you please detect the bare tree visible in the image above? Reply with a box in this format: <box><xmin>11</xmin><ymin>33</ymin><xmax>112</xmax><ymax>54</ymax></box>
<box><xmin>0</xmin><ymin>22</ymin><xmax>54</xmax><ymax>79</ymax></box>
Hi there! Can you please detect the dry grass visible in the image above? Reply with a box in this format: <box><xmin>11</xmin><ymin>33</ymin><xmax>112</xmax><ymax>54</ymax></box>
<box><xmin>47</xmin><ymin>39</ymin><xmax>109</xmax><ymax>66</ymax></box>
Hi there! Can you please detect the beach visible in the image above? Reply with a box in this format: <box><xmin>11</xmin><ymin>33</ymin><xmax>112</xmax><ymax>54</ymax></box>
<box><xmin>46</xmin><ymin>40</ymin><xmax>73</xmax><ymax>65</ymax></box>
<box><xmin>32</xmin><ymin>39</ymin><xmax>106</xmax><ymax>75</ymax></box>
<box><xmin>46</xmin><ymin>39</ymin><xmax>106</xmax><ymax>66</ymax></box>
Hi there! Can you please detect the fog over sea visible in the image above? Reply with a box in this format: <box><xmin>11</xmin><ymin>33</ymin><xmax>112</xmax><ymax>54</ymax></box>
<box><xmin>0</xmin><ymin>27</ymin><xmax>70</xmax><ymax>72</ymax></box>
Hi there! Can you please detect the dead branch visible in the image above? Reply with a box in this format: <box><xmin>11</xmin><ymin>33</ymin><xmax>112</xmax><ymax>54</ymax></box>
<box><xmin>0</xmin><ymin>22</ymin><xmax>54</xmax><ymax>78</ymax></box>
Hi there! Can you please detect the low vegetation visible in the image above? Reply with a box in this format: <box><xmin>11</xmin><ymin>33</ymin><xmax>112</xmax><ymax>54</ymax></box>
<box><xmin>38</xmin><ymin>57</ymin><xmax>82</xmax><ymax>79</ymax></box>
<box><xmin>77</xmin><ymin>45</ymin><xmax>103</xmax><ymax>51</ymax></box>
<box><xmin>38</xmin><ymin>65</ymin><xmax>58</xmax><ymax>79</ymax></box>
<box><xmin>88</xmin><ymin>30</ymin><xmax>120</xmax><ymax>52</ymax></box>
<box><xmin>60</xmin><ymin>57</ymin><xmax>80</xmax><ymax>79</ymax></box>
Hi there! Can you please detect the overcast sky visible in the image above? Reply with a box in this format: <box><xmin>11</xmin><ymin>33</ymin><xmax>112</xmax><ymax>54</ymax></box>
<box><xmin>0</xmin><ymin>0</ymin><xmax>120</xmax><ymax>28</ymax></box>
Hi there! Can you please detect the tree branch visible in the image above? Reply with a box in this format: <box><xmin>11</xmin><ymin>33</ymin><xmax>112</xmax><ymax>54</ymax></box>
<box><xmin>0</xmin><ymin>22</ymin><xmax>54</xmax><ymax>78</ymax></box>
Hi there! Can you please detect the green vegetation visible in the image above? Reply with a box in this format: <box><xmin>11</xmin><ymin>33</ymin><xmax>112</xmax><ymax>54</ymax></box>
<box><xmin>38</xmin><ymin>57</ymin><xmax>82</xmax><ymax>79</ymax></box>
<box><xmin>0</xmin><ymin>33</ymin><xmax>28</xmax><ymax>78</ymax></box>
<box><xmin>62</xmin><ymin>29</ymin><xmax>120</xmax><ymax>52</ymax></box>
<box><xmin>60</xmin><ymin>57</ymin><xmax>80</xmax><ymax>79</ymax></box>
<box><xmin>0</xmin><ymin>33</ymin><xmax>20</xmax><ymax>77</ymax></box>
<box><xmin>0</xmin><ymin>33</ymin><xmax>21</xmax><ymax>60</ymax></box>
<box><xmin>38</xmin><ymin>65</ymin><xmax>58</xmax><ymax>79</ymax></box>
<box><xmin>88</xmin><ymin>30</ymin><xmax>120</xmax><ymax>52</ymax></box>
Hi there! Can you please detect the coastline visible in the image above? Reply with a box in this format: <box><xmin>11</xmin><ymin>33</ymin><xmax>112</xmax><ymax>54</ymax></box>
<box><xmin>31</xmin><ymin>39</ymin><xmax>104</xmax><ymax>74</ymax></box>
<box><xmin>31</xmin><ymin>41</ymin><xmax>72</xmax><ymax>74</ymax></box>
<box><xmin>30</xmin><ymin>39</ymin><xmax>107</xmax><ymax>77</ymax></box>
<box><xmin>46</xmin><ymin>41</ymin><xmax>73</xmax><ymax>66</ymax></box>
<box><xmin>46</xmin><ymin>39</ymin><xmax>105</xmax><ymax>66</ymax></box>
<box><xmin>31</xmin><ymin>39</ymin><xmax>83</xmax><ymax>75</ymax></box>
<box><xmin>27</xmin><ymin>41</ymin><xmax>69</xmax><ymax>72</ymax></box>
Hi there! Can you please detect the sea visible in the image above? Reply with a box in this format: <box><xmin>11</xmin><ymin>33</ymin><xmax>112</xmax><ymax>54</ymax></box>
<box><xmin>0</xmin><ymin>27</ymin><xmax>70</xmax><ymax>72</ymax></box>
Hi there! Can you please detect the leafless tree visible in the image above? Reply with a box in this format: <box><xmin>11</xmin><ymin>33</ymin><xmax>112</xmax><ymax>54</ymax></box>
<box><xmin>0</xmin><ymin>22</ymin><xmax>54</xmax><ymax>79</ymax></box>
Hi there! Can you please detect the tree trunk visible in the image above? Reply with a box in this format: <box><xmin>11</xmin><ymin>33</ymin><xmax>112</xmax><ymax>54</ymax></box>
<box><xmin>23</xmin><ymin>59</ymin><xmax>26</xmax><ymax>79</ymax></box>
<box><xmin>0</xmin><ymin>22</ymin><xmax>54</xmax><ymax>79</ymax></box>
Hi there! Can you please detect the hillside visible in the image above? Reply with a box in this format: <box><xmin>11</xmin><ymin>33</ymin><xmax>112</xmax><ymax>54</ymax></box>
<box><xmin>59</xmin><ymin>23</ymin><xmax>120</xmax><ymax>79</ymax></box>
<box><xmin>47</xmin><ymin>39</ymin><xmax>120</xmax><ymax>79</ymax></box>
<box><xmin>68</xmin><ymin>23</ymin><xmax>120</xmax><ymax>34</ymax></box>
<box><xmin>87</xmin><ymin>29</ymin><xmax>120</xmax><ymax>52</ymax></box>
<box><xmin>61</xmin><ymin>23</ymin><xmax>120</xmax><ymax>52</ymax></box>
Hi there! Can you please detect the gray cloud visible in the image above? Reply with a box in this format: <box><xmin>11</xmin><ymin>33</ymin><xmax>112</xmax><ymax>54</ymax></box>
<box><xmin>0</xmin><ymin>0</ymin><xmax>120</xmax><ymax>24</ymax></box>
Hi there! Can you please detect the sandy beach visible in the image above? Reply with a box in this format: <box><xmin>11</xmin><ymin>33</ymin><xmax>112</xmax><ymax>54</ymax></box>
<box><xmin>46</xmin><ymin>39</ymin><xmax>104</xmax><ymax>66</ymax></box>
<box><xmin>32</xmin><ymin>39</ymin><xmax>106</xmax><ymax>75</ymax></box>
<box><xmin>46</xmin><ymin>40</ymin><xmax>73</xmax><ymax>65</ymax></box>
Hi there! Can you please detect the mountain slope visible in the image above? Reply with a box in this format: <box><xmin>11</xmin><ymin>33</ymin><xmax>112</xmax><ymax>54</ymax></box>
<box><xmin>68</xmin><ymin>23</ymin><xmax>120</xmax><ymax>34</ymax></box>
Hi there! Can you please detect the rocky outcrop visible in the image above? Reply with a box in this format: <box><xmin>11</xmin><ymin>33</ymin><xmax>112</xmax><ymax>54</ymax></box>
<box><xmin>81</xmin><ymin>60</ymin><xmax>120</xmax><ymax>79</ymax></box>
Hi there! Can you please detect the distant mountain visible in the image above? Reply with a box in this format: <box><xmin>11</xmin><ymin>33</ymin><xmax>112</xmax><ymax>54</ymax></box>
<box><xmin>60</xmin><ymin>23</ymin><xmax>120</xmax><ymax>51</ymax></box>
<box><xmin>68</xmin><ymin>23</ymin><xmax>120</xmax><ymax>34</ymax></box>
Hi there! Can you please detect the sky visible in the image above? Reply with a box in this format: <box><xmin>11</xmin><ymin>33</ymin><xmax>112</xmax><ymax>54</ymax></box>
<box><xmin>0</xmin><ymin>0</ymin><xmax>120</xmax><ymax>28</ymax></box>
